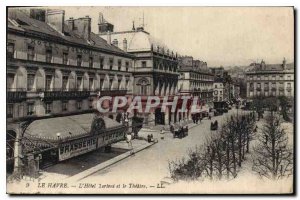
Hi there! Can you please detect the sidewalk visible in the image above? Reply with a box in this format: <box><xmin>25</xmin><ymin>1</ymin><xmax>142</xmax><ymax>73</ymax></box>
<box><xmin>66</xmin><ymin>139</ymin><xmax>157</xmax><ymax>182</ymax></box>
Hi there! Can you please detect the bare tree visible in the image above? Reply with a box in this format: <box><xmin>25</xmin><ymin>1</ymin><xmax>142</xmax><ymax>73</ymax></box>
<box><xmin>168</xmin><ymin>112</ymin><xmax>258</xmax><ymax>182</ymax></box>
<box><xmin>252</xmin><ymin>112</ymin><xmax>293</xmax><ymax>179</ymax></box>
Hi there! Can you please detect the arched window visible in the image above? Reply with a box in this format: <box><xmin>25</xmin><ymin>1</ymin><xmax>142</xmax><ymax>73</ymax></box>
<box><xmin>140</xmin><ymin>80</ymin><xmax>148</xmax><ymax>95</ymax></box>
<box><xmin>137</xmin><ymin>78</ymin><xmax>149</xmax><ymax>95</ymax></box>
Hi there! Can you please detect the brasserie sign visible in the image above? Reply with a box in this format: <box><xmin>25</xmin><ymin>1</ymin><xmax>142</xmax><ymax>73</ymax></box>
<box><xmin>58</xmin><ymin>137</ymin><xmax>97</xmax><ymax>161</ymax></box>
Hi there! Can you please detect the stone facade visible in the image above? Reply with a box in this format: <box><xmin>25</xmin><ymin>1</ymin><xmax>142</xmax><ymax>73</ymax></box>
<box><xmin>245</xmin><ymin>59</ymin><xmax>294</xmax><ymax>98</ymax></box>
<box><xmin>6</xmin><ymin>8</ymin><xmax>135</xmax><ymax>173</ymax></box>
<box><xmin>98</xmin><ymin>15</ymin><xmax>181</xmax><ymax>126</ymax></box>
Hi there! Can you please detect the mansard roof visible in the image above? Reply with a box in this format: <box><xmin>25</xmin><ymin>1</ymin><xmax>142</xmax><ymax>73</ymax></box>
<box><xmin>8</xmin><ymin>9</ymin><xmax>133</xmax><ymax>57</ymax></box>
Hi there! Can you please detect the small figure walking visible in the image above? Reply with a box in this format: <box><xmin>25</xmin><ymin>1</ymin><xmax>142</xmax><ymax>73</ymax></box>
<box><xmin>160</xmin><ymin>129</ymin><xmax>165</xmax><ymax>140</ymax></box>
<box><xmin>126</xmin><ymin>132</ymin><xmax>134</xmax><ymax>155</ymax></box>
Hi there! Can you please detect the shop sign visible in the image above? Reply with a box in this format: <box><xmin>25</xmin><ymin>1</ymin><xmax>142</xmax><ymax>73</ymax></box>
<box><xmin>58</xmin><ymin>137</ymin><xmax>97</xmax><ymax>161</ymax></box>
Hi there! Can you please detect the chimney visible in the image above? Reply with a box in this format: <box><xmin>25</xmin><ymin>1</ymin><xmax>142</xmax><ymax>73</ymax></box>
<box><xmin>30</xmin><ymin>9</ymin><xmax>46</xmax><ymax>21</ymax></box>
<box><xmin>73</xmin><ymin>15</ymin><xmax>91</xmax><ymax>41</ymax></box>
<box><xmin>123</xmin><ymin>38</ymin><xmax>127</xmax><ymax>51</ymax></box>
<box><xmin>46</xmin><ymin>9</ymin><xmax>65</xmax><ymax>33</ymax></box>
<box><xmin>66</xmin><ymin>17</ymin><xmax>74</xmax><ymax>30</ymax></box>
<box><xmin>98</xmin><ymin>12</ymin><xmax>104</xmax><ymax>24</ymax></box>
<box><xmin>107</xmin><ymin>31</ymin><xmax>111</xmax><ymax>45</ymax></box>
<box><xmin>112</xmin><ymin>39</ymin><xmax>118</xmax><ymax>47</ymax></box>
<box><xmin>98</xmin><ymin>12</ymin><xmax>114</xmax><ymax>33</ymax></box>
<box><xmin>283</xmin><ymin>57</ymin><xmax>286</xmax><ymax>70</ymax></box>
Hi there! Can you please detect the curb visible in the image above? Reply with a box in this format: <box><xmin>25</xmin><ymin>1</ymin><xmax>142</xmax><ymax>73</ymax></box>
<box><xmin>67</xmin><ymin>141</ymin><xmax>157</xmax><ymax>182</ymax></box>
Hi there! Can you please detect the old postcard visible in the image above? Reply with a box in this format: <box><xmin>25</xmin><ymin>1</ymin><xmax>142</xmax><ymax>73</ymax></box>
<box><xmin>6</xmin><ymin>6</ymin><xmax>294</xmax><ymax>194</ymax></box>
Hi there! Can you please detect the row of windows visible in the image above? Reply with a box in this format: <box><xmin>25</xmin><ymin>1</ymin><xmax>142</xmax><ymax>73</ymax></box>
<box><xmin>248</xmin><ymin>74</ymin><xmax>293</xmax><ymax>81</ymax></box>
<box><xmin>213</xmin><ymin>97</ymin><xmax>223</xmax><ymax>102</ymax></box>
<box><xmin>214</xmin><ymin>90</ymin><xmax>223</xmax><ymax>95</ymax></box>
<box><xmin>190</xmin><ymin>73</ymin><xmax>213</xmax><ymax>80</ymax></box>
<box><xmin>249</xmin><ymin>82</ymin><xmax>292</xmax><ymax>88</ymax></box>
<box><xmin>7</xmin><ymin>43</ymin><xmax>131</xmax><ymax>71</ymax></box>
<box><xmin>191</xmin><ymin>82</ymin><xmax>212</xmax><ymax>87</ymax></box>
<box><xmin>214</xmin><ymin>83</ymin><xmax>223</xmax><ymax>88</ymax></box>
<box><xmin>7</xmin><ymin>100</ymin><xmax>93</xmax><ymax>118</ymax></box>
<box><xmin>7</xmin><ymin>73</ymin><xmax>129</xmax><ymax>92</ymax></box>
<box><xmin>153</xmin><ymin>61</ymin><xmax>178</xmax><ymax>72</ymax></box>
<box><xmin>249</xmin><ymin>91</ymin><xmax>293</xmax><ymax>97</ymax></box>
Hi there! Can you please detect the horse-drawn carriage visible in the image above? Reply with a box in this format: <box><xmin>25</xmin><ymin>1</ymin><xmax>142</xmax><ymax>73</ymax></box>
<box><xmin>210</xmin><ymin>120</ymin><xmax>218</xmax><ymax>131</ymax></box>
<box><xmin>170</xmin><ymin>123</ymin><xmax>188</xmax><ymax>139</ymax></box>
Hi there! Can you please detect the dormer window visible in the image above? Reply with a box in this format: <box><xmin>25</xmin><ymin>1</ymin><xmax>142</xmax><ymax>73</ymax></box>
<box><xmin>46</xmin><ymin>49</ymin><xmax>52</xmax><ymax>63</ymax></box>
<box><xmin>109</xmin><ymin>58</ymin><xmax>114</xmax><ymax>70</ymax></box>
<box><xmin>77</xmin><ymin>55</ymin><xmax>82</xmax><ymax>66</ymax></box>
<box><xmin>112</xmin><ymin>39</ymin><xmax>118</xmax><ymax>47</ymax></box>
<box><xmin>100</xmin><ymin>57</ymin><xmax>104</xmax><ymax>69</ymax></box>
<box><xmin>63</xmin><ymin>52</ymin><xmax>68</xmax><ymax>65</ymax></box>
<box><xmin>89</xmin><ymin>56</ymin><xmax>93</xmax><ymax>68</ymax></box>
<box><xmin>27</xmin><ymin>45</ymin><xmax>34</xmax><ymax>61</ymax></box>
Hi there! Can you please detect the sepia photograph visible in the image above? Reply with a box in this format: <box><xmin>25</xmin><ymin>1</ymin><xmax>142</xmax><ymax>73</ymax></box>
<box><xmin>5</xmin><ymin>5</ymin><xmax>295</xmax><ymax>194</ymax></box>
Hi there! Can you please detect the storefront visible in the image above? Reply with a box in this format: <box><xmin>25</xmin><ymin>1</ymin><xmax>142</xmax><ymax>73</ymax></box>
<box><xmin>21</xmin><ymin>113</ymin><xmax>127</xmax><ymax>170</ymax></box>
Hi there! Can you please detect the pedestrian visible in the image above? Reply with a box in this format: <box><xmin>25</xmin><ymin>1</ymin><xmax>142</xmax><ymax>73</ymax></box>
<box><xmin>126</xmin><ymin>132</ymin><xmax>134</xmax><ymax>155</ymax></box>
<box><xmin>170</xmin><ymin>124</ymin><xmax>174</xmax><ymax>134</ymax></box>
<box><xmin>160</xmin><ymin>129</ymin><xmax>165</xmax><ymax>140</ymax></box>
<box><xmin>215</xmin><ymin>120</ymin><xmax>218</xmax><ymax>129</ymax></box>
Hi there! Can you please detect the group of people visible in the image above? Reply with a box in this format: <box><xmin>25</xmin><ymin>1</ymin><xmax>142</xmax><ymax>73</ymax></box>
<box><xmin>170</xmin><ymin>121</ymin><xmax>189</xmax><ymax>138</ymax></box>
<box><xmin>192</xmin><ymin>114</ymin><xmax>202</xmax><ymax>124</ymax></box>
<box><xmin>210</xmin><ymin>120</ymin><xmax>219</xmax><ymax>130</ymax></box>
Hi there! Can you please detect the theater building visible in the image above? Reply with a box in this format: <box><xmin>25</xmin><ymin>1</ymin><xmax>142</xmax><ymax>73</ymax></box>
<box><xmin>98</xmin><ymin>13</ymin><xmax>181</xmax><ymax>126</ymax></box>
<box><xmin>7</xmin><ymin>8</ymin><xmax>134</xmax><ymax>174</ymax></box>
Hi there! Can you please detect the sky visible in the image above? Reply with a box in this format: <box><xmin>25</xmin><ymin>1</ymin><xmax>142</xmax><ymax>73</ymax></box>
<box><xmin>59</xmin><ymin>7</ymin><xmax>294</xmax><ymax>67</ymax></box>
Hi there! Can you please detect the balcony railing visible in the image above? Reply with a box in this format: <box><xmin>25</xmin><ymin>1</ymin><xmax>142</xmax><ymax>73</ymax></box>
<box><xmin>41</xmin><ymin>90</ymin><xmax>91</xmax><ymax>101</ymax></box>
<box><xmin>7</xmin><ymin>90</ymin><xmax>27</xmax><ymax>103</ymax></box>
<box><xmin>99</xmin><ymin>89</ymin><xmax>128</xmax><ymax>97</ymax></box>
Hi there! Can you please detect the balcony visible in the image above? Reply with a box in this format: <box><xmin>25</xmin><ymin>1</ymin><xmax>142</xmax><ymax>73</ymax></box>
<box><xmin>7</xmin><ymin>91</ymin><xmax>27</xmax><ymax>102</ymax></box>
<box><xmin>7</xmin><ymin>89</ymin><xmax>27</xmax><ymax>103</ymax></box>
<box><xmin>40</xmin><ymin>89</ymin><xmax>91</xmax><ymax>101</ymax></box>
<box><xmin>99</xmin><ymin>89</ymin><xmax>128</xmax><ymax>97</ymax></box>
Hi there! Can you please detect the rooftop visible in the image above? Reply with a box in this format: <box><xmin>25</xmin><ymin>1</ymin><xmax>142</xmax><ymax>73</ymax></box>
<box><xmin>8</xmin><ymin>9</ymin><xmax>133</xmax><ymax>57</ymax></box>
<box><xmin>247</xmin><ymin>59</ymin><xmax>294</xmax><ymax>73</ymax></box>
